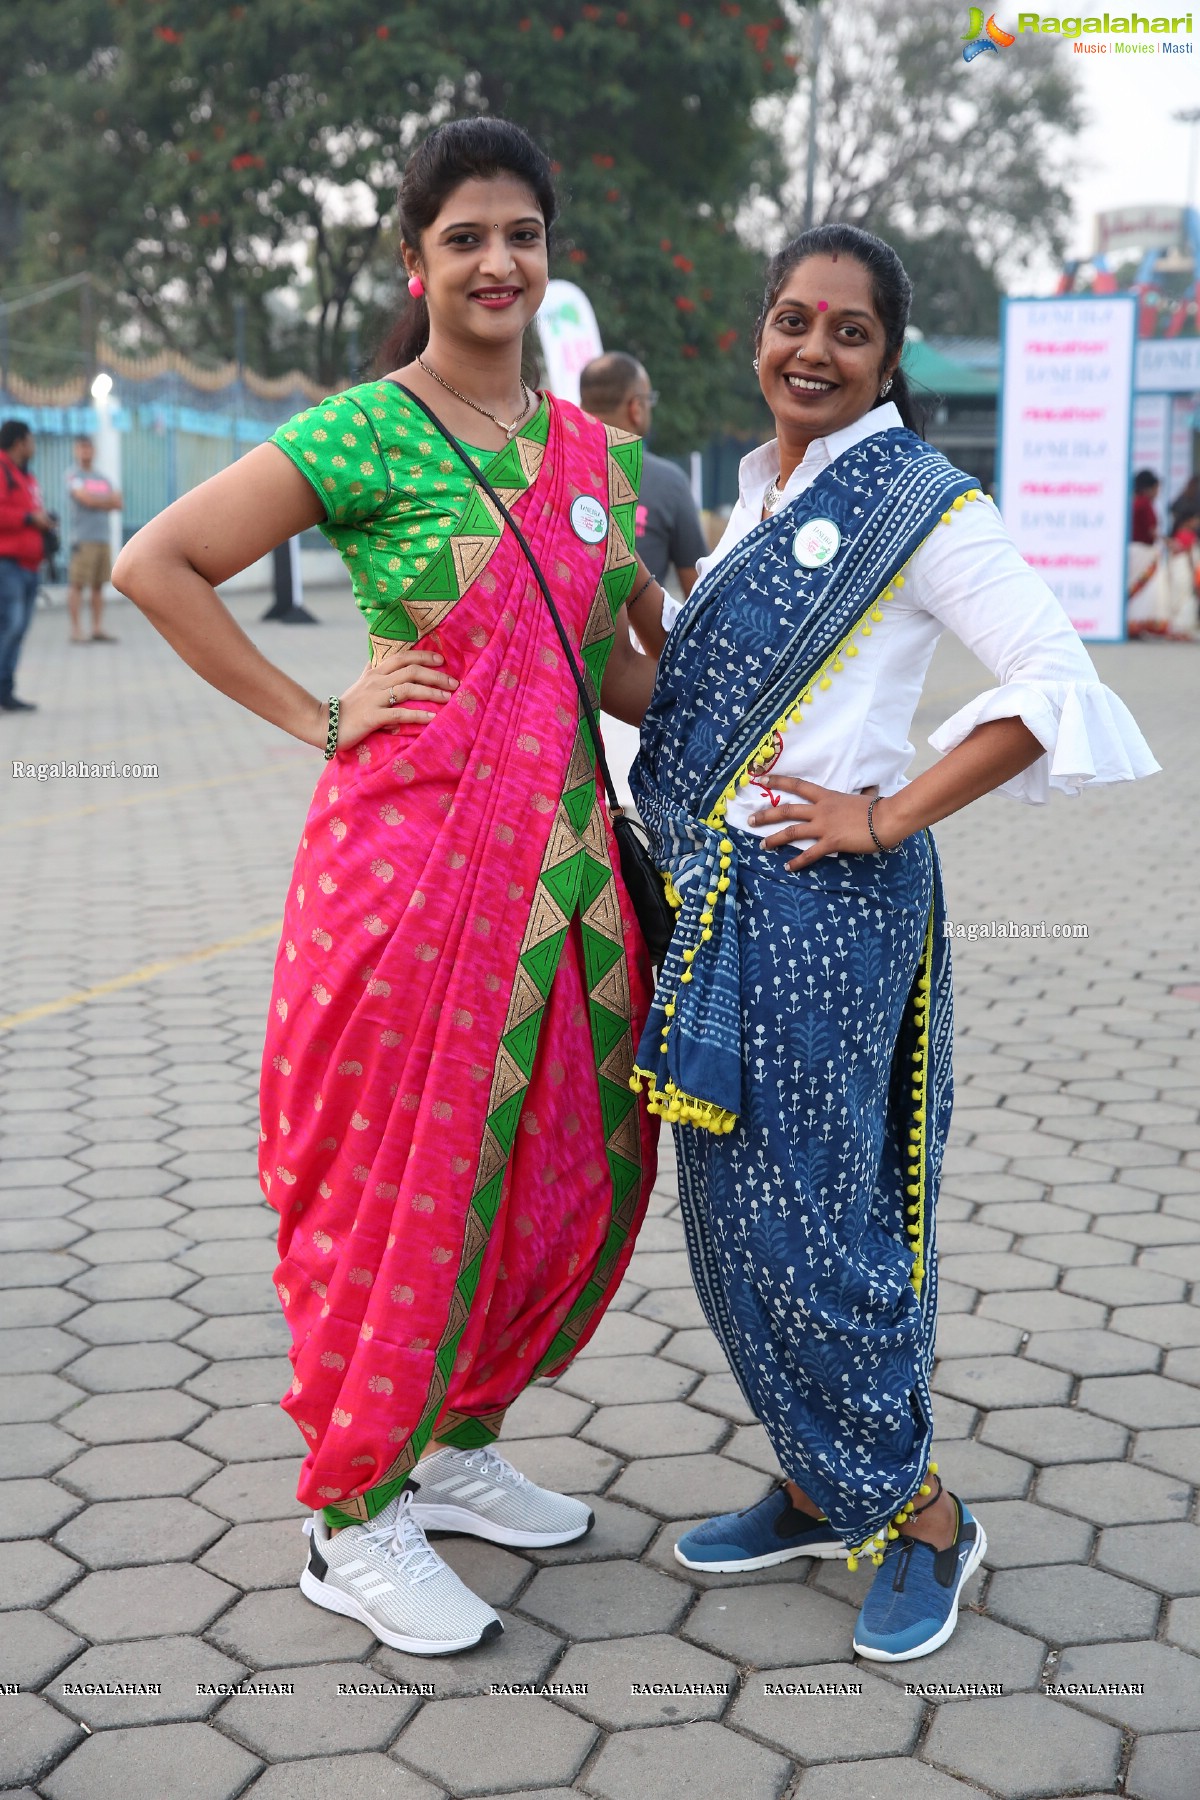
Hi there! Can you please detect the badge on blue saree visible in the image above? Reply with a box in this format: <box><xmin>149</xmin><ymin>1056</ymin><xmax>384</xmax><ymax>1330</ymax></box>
<box><xmin>570</xmin><ymin>494</ymin><xmax>609</xmax><ymax>544</ymax></box>
<box><xmin>793</xmin><ymin>517</ymin><xmax>841</xmax><ymax>569</ymax></box>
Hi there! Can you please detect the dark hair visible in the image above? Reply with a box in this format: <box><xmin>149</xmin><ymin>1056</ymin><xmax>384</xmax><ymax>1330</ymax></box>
<box><xmin>375</xmin><ymin>117</ymin><xmax>558</xmax><ymax>373</ymax></box>
<box><xmin>579</xmin><ymin>351</ymin><xmax>644</xmax><ymax>415</ymax></box>
<box><xmin>0</xmin><ymin>419</ymin><xmax>32</xmax><ymax>452</ymax></box>
<box><xmin>755</xmin><ymin>222</ymin><xmax>922</xmax><ymax>434</ymax></box>
<box><xmin>1133</xmin><ymin>468</ymin><xmax>1160</xmax><ymax>495</ymax></box>
<box><xmin>73</xmin><ymin>433</ymin><xmax>94</xmax><ymax>448</ymax></box>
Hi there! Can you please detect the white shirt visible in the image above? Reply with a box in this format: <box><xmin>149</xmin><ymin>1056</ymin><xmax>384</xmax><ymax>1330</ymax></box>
<box><xmin>659</xmin><ymin>404</ymin><xmax>1158</xmax><ymax>840</ymax></box>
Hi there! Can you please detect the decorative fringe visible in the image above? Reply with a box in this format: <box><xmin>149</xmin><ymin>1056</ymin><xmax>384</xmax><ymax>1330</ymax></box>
<box><xmin>846</xmin><ymin>1463</ymin><xmax>940</xmax><ymax>1570</ymax></box>
<box><xmin>628</xmin><ymin>1065</ymin><xmax>737</xmax><ymax>1134</ymax></box>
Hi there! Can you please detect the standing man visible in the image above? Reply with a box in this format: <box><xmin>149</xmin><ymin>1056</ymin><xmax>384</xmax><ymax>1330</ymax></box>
<box><xmin>0</xmin><ymin>419</ymin><xmax>48</xmax><ymax>713</ymax></box>
<box><xmin>579</xmin><ymin>352</ymin><xmax>708</xmax><ymax>634</ymax></box>
<box><xmin>66</xmin><ymin>434</ymin><xmax>122</xmax><ymax>643</ymax></box>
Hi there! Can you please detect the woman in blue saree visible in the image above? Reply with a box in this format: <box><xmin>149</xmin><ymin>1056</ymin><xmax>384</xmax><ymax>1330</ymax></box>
<box><xmin>631</xmin><ymin>225</ymin><xmax>1158</xmax><ymax>1662</ymax></box>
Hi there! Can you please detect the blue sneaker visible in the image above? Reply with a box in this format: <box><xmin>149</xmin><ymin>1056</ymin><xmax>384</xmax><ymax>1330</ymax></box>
<box><xmin>852</xmin><ymin>1495</ymin><xmax>987</xmax><ymax>1662</ymax></box>
<box><xmin>674</xmin><ymin>1485</ymin><xmax>849</xmax><ymax>1573</ymax></box>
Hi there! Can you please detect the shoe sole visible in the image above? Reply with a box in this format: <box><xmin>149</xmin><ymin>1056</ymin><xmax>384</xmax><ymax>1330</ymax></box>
<box><xmin>674</xmin><ymin>1538</ymin><xmax>849</xmax><ymax>1573</ymax></box>
<box><xmin>852</xmin><ymin>1522</ymin><xmax>989</xmax><ymax>1663</ymax></box>
<box><xmin>299</xmin><ymin>1567</ymin><xmax>503</xmax><ymax>1656</ymax></box>
<box><xmin>408</xmin><ymin>1502</ymin><xmax>595</xmax><ymax>1548</ymax></box>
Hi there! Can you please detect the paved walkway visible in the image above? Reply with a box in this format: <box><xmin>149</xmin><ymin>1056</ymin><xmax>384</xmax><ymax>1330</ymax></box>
<box><xmin>1</xmin><ymin>589</ymin><xmax>1198</xmax><ymax>1800</ymax></box>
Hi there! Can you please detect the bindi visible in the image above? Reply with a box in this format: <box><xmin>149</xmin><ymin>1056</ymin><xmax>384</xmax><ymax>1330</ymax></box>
<box><xmin>816</xmin><ymin>300</ymin><xmax>829</xmax><ymax>312</ymax></box>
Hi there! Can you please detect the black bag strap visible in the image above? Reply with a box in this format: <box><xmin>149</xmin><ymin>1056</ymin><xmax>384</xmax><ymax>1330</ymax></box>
<box><xmin>390</xmin><ymin>381</ymin><xmax>624</xmax><ymax>816</ymax></box>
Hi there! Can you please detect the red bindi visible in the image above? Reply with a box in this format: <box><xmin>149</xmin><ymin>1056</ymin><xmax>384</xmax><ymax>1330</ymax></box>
<box><xmin>817</xmin><ymin>300</ymin><xmax>829</xmax><ymax>312</ymax></box>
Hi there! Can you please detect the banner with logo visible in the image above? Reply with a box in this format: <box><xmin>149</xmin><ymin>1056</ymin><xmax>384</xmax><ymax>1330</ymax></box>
<box><xmin>998</xmin><ymin>294</ymin><xmax>1137</xmax><ymax>642</ymax></box>
<box><xmin>534</xmin><ymin>280</ymin><xmax>604</xmax><ymax>406</ymax></box>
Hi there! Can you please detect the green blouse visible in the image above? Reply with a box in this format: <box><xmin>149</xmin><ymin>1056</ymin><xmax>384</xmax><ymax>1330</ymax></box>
<box><xmin>271</xmin><ymin>379</ymin><xmax>551</xmax><ymax>642</ymax></box>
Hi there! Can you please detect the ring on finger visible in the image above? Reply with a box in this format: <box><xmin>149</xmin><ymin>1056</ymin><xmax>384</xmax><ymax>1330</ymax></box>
<box><xmin>388</xmin><ymin>686</ymin><xmax>397</xmax><ymax>707</ymax></box>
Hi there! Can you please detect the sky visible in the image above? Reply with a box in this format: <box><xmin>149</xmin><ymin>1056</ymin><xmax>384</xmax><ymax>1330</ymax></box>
<box><xmin>1061</xmin><ymin>43</ymin><xmax>1199</xmax><ymax>267</ymax></box>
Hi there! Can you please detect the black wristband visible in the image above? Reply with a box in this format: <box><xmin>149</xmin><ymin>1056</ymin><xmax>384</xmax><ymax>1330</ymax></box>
<box><xmin>866</xmin><ymin>795</ymin><xmax>888</xmax><ymax>854</ymax></box>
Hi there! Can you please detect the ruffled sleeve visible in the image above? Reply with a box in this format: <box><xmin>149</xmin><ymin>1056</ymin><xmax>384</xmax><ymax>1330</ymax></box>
<box><xmin>916</xmin><ymin>497</ymin><xmax>1161</xmax><ymax>804</ymax></box>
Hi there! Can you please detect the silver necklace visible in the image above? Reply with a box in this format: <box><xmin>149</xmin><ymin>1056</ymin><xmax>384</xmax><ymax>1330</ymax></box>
<box><xmin>417</xmin><ymin>354</ymin><xmax>533</xmax><ymax>440</ymax></box>
<box><xmin>763</xmin><ymin>476</ymin><xmax>785</xmax><ymax>514</ymax></box>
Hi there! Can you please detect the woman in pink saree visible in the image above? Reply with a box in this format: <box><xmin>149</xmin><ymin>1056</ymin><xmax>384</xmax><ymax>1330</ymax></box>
<box><xmin>115</xmin><ymin>118</ymin><xmax>667</xmax><ymax>1655</ymax></box>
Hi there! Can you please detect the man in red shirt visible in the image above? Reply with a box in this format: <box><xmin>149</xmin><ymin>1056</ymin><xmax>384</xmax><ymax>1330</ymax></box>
<box><xmin>0</xmin><ymin>418</ymin><xmax>48</xmax><ymax>712</ymax></box>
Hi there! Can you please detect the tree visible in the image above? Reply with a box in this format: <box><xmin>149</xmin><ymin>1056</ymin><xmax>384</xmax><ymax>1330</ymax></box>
<box><xmin>749</xmin><ymin>0</ymin><xmax>1084</xmax><ymax>339</ymax></box>
<box><xmin>1</xmin><ymin>1</ymin><xmax>800</xmax><ymax>448</ymax></box>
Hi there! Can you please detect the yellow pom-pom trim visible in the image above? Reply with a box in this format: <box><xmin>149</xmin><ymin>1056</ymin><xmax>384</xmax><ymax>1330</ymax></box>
<box><xmin>631</xmin><ymin>1065</ymin><xmax>737</xmax><ymax>1135</ymax></box>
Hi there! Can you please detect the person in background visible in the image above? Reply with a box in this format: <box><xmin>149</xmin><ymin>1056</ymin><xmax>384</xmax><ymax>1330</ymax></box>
<box><xmin>1126</xmin><ymin>468</ymin><xmax>1164</xmax><ymax>640</ymax></box>
<box><xmin>1164</xmin><ymin>487</ymin><xmax>1199</xmax><ymax>642</ymax></box>
<box><xmin>66</xmin><ymin>434</ymin><xmax>122</xmax><ymax>644</ymax></box>
<box><xmin>0</xmin><ymin>418</ymin><xmax>49</xmax><ymax>713</ymax></box>
<box><xmin>580</xmin><ymin>351</ymin><xmax>707</xmax><ymax>645</ymax></box>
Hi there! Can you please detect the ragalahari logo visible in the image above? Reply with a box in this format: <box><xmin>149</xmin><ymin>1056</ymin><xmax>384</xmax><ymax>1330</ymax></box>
<box><xmin>962</xmin><ymin>8</ymin><xmax>1017</xmax><ymax>57</ymax></box>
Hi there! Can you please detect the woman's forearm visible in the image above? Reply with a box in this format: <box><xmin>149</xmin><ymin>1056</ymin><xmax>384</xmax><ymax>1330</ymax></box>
<box><xmin>874</xmin><ymin>717</ymin><xmax>1044</xmax><ymax>845</ymax></box>
<box><xmin>114</xmin><ymin>547</ymin><xmax>327</xmax><ymax>748</ymax></box>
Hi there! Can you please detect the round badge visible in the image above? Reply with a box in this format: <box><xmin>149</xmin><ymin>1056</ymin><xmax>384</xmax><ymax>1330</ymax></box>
<box><xmin>570</xmin><ymin>494</ymin><xmax>609</xmax><ymax>544</ymax></box>
<box><xmin>793</xmin><ymin>517</ymin><xmax>842</xmax><ymax>569</ymax></box>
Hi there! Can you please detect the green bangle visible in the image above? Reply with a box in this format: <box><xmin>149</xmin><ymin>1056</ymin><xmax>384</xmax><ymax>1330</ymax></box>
<box><xmin>324</xmin><ymin>696</ymin><xmax>340</xmax><ymax>761</ymax></box>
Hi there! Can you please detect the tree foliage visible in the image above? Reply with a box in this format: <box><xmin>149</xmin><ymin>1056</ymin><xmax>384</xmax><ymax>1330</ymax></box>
<box><xmin>1</xmin><ymin>0</ymin><xmax>798</xmax><ymax>449</ymax></box>
<box><xmin>751</xmin><ymin>0</ymin><xmax>1084</xmax><ymax>339</ymax></box>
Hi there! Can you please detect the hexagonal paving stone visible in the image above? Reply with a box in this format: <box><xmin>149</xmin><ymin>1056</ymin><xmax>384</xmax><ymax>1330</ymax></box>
<box><xmin>987</xmin><ymin>1563</ymin><xmax>1160</xmax><ymax>1644</ymax></box>
<box><xmin>796</xmin><ymin>1758</ymin><xmax>1001</xmax><ymax>1799</ymax></box>
<box><xmin>1134</xmin><ymin>1427</ymin><xmax>1200</xmax><ymax>1485</ymax></box>
<box><xmin>0</xmin><ymin>1476</ymin><xmax>82</xmax><ymax>1538</ymax></box>
<box><xmin>59</xmin><ymin>1387</ymin><xmax>211</xmax><ymax>1445</ymax></box>
<box><xmin>0</xmin><ymin>1326</ymin><xmax>88</xmax><ymax>1376</ymax></box>
<box><xmin>39</xmin><ymin>1720</ymin><xmax>261</xmax><ymax>1800</ymax></box>
<box><xmin>924</xmin><ymin>1692</ymin><xmax>1121</xmax><ymax>1799</ymax></box>
<box><xmin>245</xmin><ymin>1752</ymin><xmax>444</xmax><ymax>1800</ymax></box>
<box><xmin>1064</xmin><ymin>1265</ymin><xmax>1186</xmax><ymax>1307</ymax></box>
<box><xmin>548</xmin><ymin>1632</ymin><xmax>736</xmax><ymax>1728</ymax></box>
<box><xmin>190</xmin><ymin>1457</ymin><xmax>303</xmax><ymax>1523</ymax></box>
<box><xmin>184</xmin><ymin>1358</ymin><xmax>291</xmax><ymax>1409</ymax></box>
<box><xmin>977</xmin><ymin>1498</ymin><xmax>1093</xmax><ymax>1569</ymax></box>
<box><xmin>866</xmin><ymin>1609</ymin><xmax>1046</xmax><ymax>1700</ymax></box>
<box><xmin>978</xmin><ymin>1292</ymin><xmax>1106</xmax><ymax>1333</ymax></box>
<box><xmin>57</xmin><ymin>1439</ymin><xmax>218</xmax><ymax>1501</ymax></box>
<box><xmin>1052</xmin><ymin>1639</ymin><xmax>1200</xmax><ymax>1732</ymax></box>
<box><xmin>610</xmin><ymin>1451</ymin><xmax>772</xmax><ymax>1519</ymax></box>
<box><xmin>633</xmin><ymin>1289</ymin><xmax>708</xmax><ymax>1331</ymax></box>
<box><xmin>466</xmin><ymin>1434</ymin><xmax>616</xmax><ymax>1498</ymax></box>
<box><xmin>0</xmin><ymin>1692</ymin><xmax>83</xmax><ymax>1789</ymax></box>
<box><xmin>501</xmin><ymin>1384</ymin><xmax>593</xmax><ymax>1440</ymax></box>
<box><xmin>0</xmin><ymin>1537</ymin><xmax>82</xmax><ymax>1611</ymax></box>
<box><xmin>684</xmin><ymin>1580</ymin><xmax>856</xmax><ymax>1667</ymax></box>
<box><xmin>180</xmin><ymin>1314</ymin><xmax>291</xmax><ymax>1361</ymax></box>
<box><xmin>1110</xmin><ymin>1302</ymin><xmax>1200</xmax><ymax>1350</ymax></box>
<box><xmin>51</xmin><ymin>1635</ymin><xmax>248</xmax><ymax>1727</ymax></box>
<box><xmin>1036</xmin><ymin>1459</ymin><xmax>1192</xmax><ymax>1526</ymax></box>
<box><xmin>54</xmin><ymin>1496</ymin><xmax>226</xmax><ymax>1568</ymax></box>
<box><xmin>215</xmin><ymin>1660</ymin><xmax>419</xmax><ymax>1759</ymax></box>
<box><xmin>65</xmin><ymin>1342</ymin><xmax>205</xmax><ymax>1394</ymax></box>
<box><xmin>67</xmin><ymin>1298</ymin><xmax>201</xmax><ymax>1346</ymax></box>
<box><xmin>585</xmin><ymin>1718</ymin><xmax>791</xmax><ymax>1800</ymax></box>
<box><xmin>555</xmin><ymin>1353</ymin><xmax>698</xmax><ymax>1407</ymax></box>
<box><xmin>581</xmin><ymin>1401</ymin><xmax>728</xmax><ymax>1459</ymax></box>
<box><xmin>198</xmin><ymin>1519</ymin><xmax>307</xmax><ymax>1592</ymax></box>
<box><xmin>434</xmin><ymin>1537</ymin><xmax>532</xmax><ymax>1609</ymax></box>
<box><xmin>0</xmin><ymin>1421</ymin><xmax>84</xmax><ymax>1479</ymax></box>
<box><xmin>522</xmin><ymin>1495</ymin><xmax>659</xmax><ymax>1567</ymax></box>
<box><xmin>520</xmin><ymin>1559</ymin><xmax>690</xmax><ymax>1640</ymax></box>
<box><xmin>933</xmin><ymin>1440</ymin><xmax>1032</xmax><ymax>1501</ymax></box>
<box><xmin>659</xmin><ymin>1329</ymin><xmax>729</xmax><ymax>1374</ymax></box>
<box><xmin>0</xmin><ymin>1609</ymin><xmax>83</xmax><ymax>1687</ymax></box>
<box><xmin>50</xmin><ymin>1562</ymin><xmax>237</xmax><ymax>1641</ymax></box>
<box><xmin>732</xmin><ymin>1660</ymin><xmax>923</xmax><ymax>1761</ymax></box>
<box><xmin>0</xmin><ymin>1374</ymin><xmax>88</xmax><ymax>1423</ymax></box>
<box><xmin>185</xmin><ymin>1405</ymin><xmax>300</xmax><ymax>1464</ymax></box>
<box><xmin>375</xmin><ymin>1610</ymin><xmax>562</xmax><ymax>1700</ymax></box>
<box><xmin>1095</xmin><ymin>1521</ymin><xmax>1200</xmax><ymax>1595</ymax></box>
<box><xmin>1165</xmin><ymin>1595</ymin><xmax>1200</xmax><ymax>1656</ymax></box>
<box><xmin>980</xmin><ymin>1406</ymin><xmax>1128</xmax><ymax>1465</ymax></box>
<box><xmin>1126</xmin><ymin>1731</ymin><xmax>1200</xmax><ymax>1800</ymax></box>
<box><xmin>394</xmin><ymin>1694</ymin><xmax>597</xmax><ymax>1797</ymax></box>
<box><xmin>206</xmin><ymin>1584</ymin><xmax>375</xmax><ymax>1667</ymax></box>
<box><xmin>934</xmin><ymin>1316</ymin><xmax>1024</xmax><ymax>1359</ymax></box>
<box><xmin>932</xmin><ymin>1357</ymin><xmax>1072</xmax><ymax>1410</ymax></box>
<box><xmin>1023</xmin><ymin>1329</ymin><xmax>1160</xmax><ymax>1378</ymax></box>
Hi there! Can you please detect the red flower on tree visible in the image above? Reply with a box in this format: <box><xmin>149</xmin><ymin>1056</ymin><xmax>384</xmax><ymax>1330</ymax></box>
<box><xmin>518</xmin><ymin>16</ymin><xmax>532</xmax><ymax>27</ymax></box>
<box><xmin>581</xmin><ymin>3</ymin><xmax>602</xmax><ymax>17</ymax></box>
<box><xmin>230</xmin><ymin>153</ymin><xmax>264</xmax><ymax>171</ymax></box>
<box><xmin>673</xmin><ymin>254</ymin><xmax>694</xmax><ymax>272</ymax></box>
<box><xmin>569</xmin><ymin>248</ymin><xmax>588</xmax><ymax>263</ymax></box>
<box><xmin>551</xmin><ymin>23</ymin><xmax>565</xmax><ymax>37</ymax></box>
<box><xmin>746</xmin><ymin>22</ymin><xmax>770</xmax><ymax>52</ymax></box>
<box><xmin>591</xmin><ymin>153</ymin><xmax>615</xmax><ymax>168</ymax></box>
<box><xmin>681</xmin><ymin>344</ymin><xmax>699</xmax><ymax>358</ymax></box>
<box><xmin>675</xmin><ymin>296</ymin><xmax>695</xmax><ymax>312</ymax></box>
<box><xmin>153</xmin><ymin>25</ymin><xmax>182</xmax><ymax>42</ymax></box>
<box><xmin>606</xmin><ymin>188</ymin><xmax>620</xmax><ymax>202</ymax></box>
<box><xmin>660</xmin><ymin>238</ymin><xmax>673</xmax><ymax>252</ymax></box>
<box><xmin>376</xmin><ymin>24</ymin><xmax>389</xmax><ymax>37</ymax></box>
<box><xmin>679</xmin><ymin>11</ymin><xmax>693</xmax><ymax>24</ymax></box>
<box><xmin>717</xmin><ymin>328</ymin><xmax>738</xmax><ymax>352</ymax></box>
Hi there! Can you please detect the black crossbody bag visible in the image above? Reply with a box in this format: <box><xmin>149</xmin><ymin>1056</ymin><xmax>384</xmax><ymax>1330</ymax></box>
<box><xmin>393</xmin><ymin>383</ymin><xmax>676</xmax><ymax>968</ymax></box>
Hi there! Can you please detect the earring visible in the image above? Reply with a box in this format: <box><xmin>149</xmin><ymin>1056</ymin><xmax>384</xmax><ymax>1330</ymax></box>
<box><xmin>752</xmin><ymin>355</ymin><xmax>760</xmax><ymax>372</ymax></box>
<box><xmin>407</xmin><ymin>273</ymin><xmax>424</xmax><ymax>299</ymax></box>
<box><xmin>879</xmin><ymin>377</ymin><xmax>893</xmax><ymax>397</ymax></box>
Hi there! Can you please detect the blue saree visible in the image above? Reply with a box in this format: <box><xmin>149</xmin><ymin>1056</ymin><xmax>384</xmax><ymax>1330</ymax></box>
<box><xmin>631</xmin><ymin>426</ymin><xmax>978</xmax><ymax>1555</ymax></box>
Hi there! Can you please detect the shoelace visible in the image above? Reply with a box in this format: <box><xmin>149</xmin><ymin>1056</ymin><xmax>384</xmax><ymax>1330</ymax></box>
<box><xmin>460</xmin><ymin>1447</ymin><xmax>527</xmax><ymax>1487</ymax></box>
<box><xmin>360</xmin><ymin>1493</ymin><xmax>443</xmax><ymax>1586</ymax></box>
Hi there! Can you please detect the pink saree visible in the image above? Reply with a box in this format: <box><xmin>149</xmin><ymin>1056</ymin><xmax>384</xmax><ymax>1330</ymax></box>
<box><xmin>260</xmin><ymin>394</ymin><xmax>657</xmax><ymax>1517</ymax></box>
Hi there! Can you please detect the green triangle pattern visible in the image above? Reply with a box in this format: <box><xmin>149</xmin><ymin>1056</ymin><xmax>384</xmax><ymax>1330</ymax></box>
<box><xmin>502</xmin><ymin>1011</ymin><xmax>543</xmax><ymax>1081</ymax></box>
<box><xmin>454</xmin><ymin>1248</ymin><xmax>485</xmax><ymax>1313</ymax></box>
<box><xmin>458</xmin><ymin>486</ymin><xmax>505</xmax><ymax>539</ymax></box>
<box><xmin>404</xmin><ymin>545</ymin><xmax>460</xmax><ymax>604</ymax></box>
<box><xmin>581</xmin><ymin>922</ymin><xmax>623</xmax><ymax>990</ymax></box>
<box><xmin>364</xmin><ymin>600</ymin><xmax>419</xmax><ymax>641</ymax></box>
<box><xmin>439</xmin><ymin>1415</ymin><xmax>497</xmax><ymax>1450</ymax></box>
<box><xmin>589</xmin><ymin>1001</ymin><xmax>628</xmax><ymax>1065</ymax></box>
<box><xmin>479</xmin><ymin>439</ymin><xmax>528</xmax><ymax>492</ymax></box>
<box><xmin>611</xmin><ymin>501</ymin><xmax>638</xmax><ymax>554</ymax></box>
<box><xmin>521</xmin><ymin>404</ymin><xmax>551</xmax><ymax>447</ymax></box>
<box><xmin>578</xmin><ymin>854</ymin><xmax>612</xmax><ymax>913</ymax></box>
<box><xmin>434</xmin><ymin>1338</ymin><xmax>458</xmax><ymax>1386</ymax></box>
<box><xmin>608</xmin><ymin>436</ymin><xmax>642</xmax><ymax>490</ymax></box>
<box><xmin>486</xmin><ymin>1090</ymin><xmax>526</xmax><ymax>1157</ymax></box>
<box><xmin>520</xmin><ymin>927</ymin><xmax>569</xmax><ymax>1001</ymax></box>
<box><xmin>603</xmin><ymin>563</ymin><xmax>636</xmax><ymax>615</ymax></box>
<box><xmin>540</xmin><ymin>850</ymin><xmax>585</xmax><ymax>919</ymax></box>
<box><xmin>562</xmin><ymin>781</ymin><xmax>596</xmax><ymax>838</ymax></box>
<box><xmin>582</xmin><ymin>638</ymin><xmax>612</xmax><ymax>696</ymax></box>
<box><xmin>472</xmin><ymin>1170</ymin><xmax>506</xmax><ymax>1232</ymax></box>
<box><xmin>606</xmin><ymin>1149</ymin><xmax>641</xmax><ymax>1209</ymax></box>
<box><xmin>598</xmin><ymin>1074</ymin><xmax>636</xmax><ymax>1139</ymax></box>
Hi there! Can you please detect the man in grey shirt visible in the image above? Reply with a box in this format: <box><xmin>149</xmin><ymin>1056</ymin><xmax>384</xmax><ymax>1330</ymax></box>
<box><xmin>579</xmin><ymin>352</ymin><xmax>708</xmax><ymax>613</ymax></box>
<box><xmin>66</xmin><ymin>434</ymin><xmax>122</xmax><ymax>643</ymax></box>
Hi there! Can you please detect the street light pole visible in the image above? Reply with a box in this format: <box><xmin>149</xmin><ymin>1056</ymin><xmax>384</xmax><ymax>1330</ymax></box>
<box><xmin>803</xmin><ymin>3</ymin><xmax>823</xmax><ymax>232</ymax></box>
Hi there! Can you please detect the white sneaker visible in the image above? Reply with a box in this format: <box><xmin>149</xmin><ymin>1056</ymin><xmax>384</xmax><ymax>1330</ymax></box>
<box><xmin>299</xmin><ymin>1488</ymin><xmax>503</xmax><ymax>1655</ymax></box>
<box><xmin>409</xmin><ymin>1444</ymin><xmax>595</xmax><ymax>1548</ymax></box>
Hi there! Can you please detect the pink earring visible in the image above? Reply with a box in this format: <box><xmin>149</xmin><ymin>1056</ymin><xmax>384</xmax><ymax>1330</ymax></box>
<box><xmin>407</xmin><ymin>274</ymin><xmax>424</xmax><ymax>299</ymax></box>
